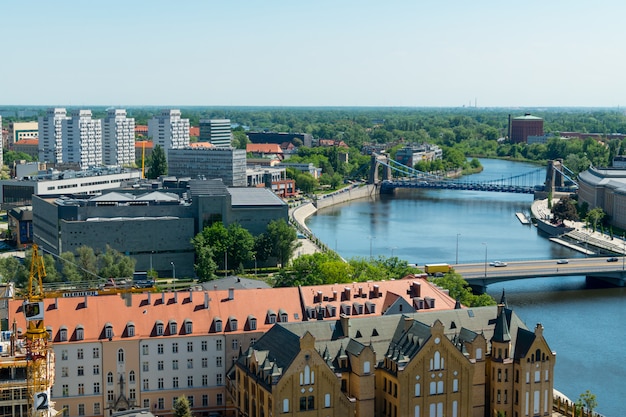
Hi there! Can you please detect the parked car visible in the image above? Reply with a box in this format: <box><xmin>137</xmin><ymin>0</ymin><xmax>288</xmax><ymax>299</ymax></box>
<box><xmin>556</xmin><ymin>259</ymin><xmax>569</xmax><ymax>264</ymax></box>
<box><xmin>607</xmin><ymin>257</ymin><xmax>619</xmax><ymax>262</ymax></box>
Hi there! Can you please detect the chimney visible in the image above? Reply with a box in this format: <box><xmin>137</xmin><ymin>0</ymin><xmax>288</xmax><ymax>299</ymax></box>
<box><xmin>228</xmin><ymin>288</ymin><xmax>234</xmax><ymax>300</ymax></box>
<box><xmin>84</xmin><ymin>294</ymin><xmax>88</xmax><ymax>308</ymax></box>
<box><xmin>411</xmin><ymin>281</ymin><xmax>421</xmax><ymax>297</ymax></box>
<box><xmin>343</xmin><ymin>287</ymin><xmax>351</xmax><ymax>301</ymax></box>
<box><xmin>204</xmin><ymin>292</ymin><xmax>209</xmax><ymax>309</ymax></box>
<box><xmin>189</xmin><ymin>289</ymin><xmax>193</xmax><ymax>302</ymax></box>
<box><xmin>332</xmin><ymin>290</ymin><xmax>338</xmax><ymax>301</ymax></box>
<box><xmin>316</xmin><ymin>290</ymin><xmax>323</xmax><ymax>303</ymax></box>
<box><xmin>358</xmin><ymin>287</ymin><xmax>363</xmax><ymax>297</ymax></box>
<box><xmin>372</xmin><ymin>285</ymin><xmax>380</xmax><ymax>298</ymax></box>
<box><xmin>147</xmin><ymin>293</ymin><xmax>151</xmax><ymax>304</ymax></box>
<box><xmin>53</xmin><ymin>298</ymin><xmax>58</xmax><ymax>310</ymax></box>
<box><xmin>403</xmin><ymin>316</ymin><xmax>414</xmax><ymax>332</ymax></box>
<box><xmin>174</xmin><ymin>292</ymin><xmax>178</xmax><ymax>303</ymax></box>
<box><xmin>161</xmin><ymin>292</ymin><xmax>165</xmax><ymax>304</ymax></box>
<box><xmin>339</xmin><ymin>314</ymin><xmax>350</xmax><ymax>336</ymax></box>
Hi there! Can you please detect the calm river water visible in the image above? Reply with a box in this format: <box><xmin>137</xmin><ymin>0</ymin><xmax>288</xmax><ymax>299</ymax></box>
<box><xmin>306</xmin><ymin>159</ymin><xmax>624</xmax><ymax>416</ymax></box>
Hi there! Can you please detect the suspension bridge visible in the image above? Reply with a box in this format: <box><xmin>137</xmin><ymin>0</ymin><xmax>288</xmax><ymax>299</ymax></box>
<box><xmin>368</xmin><ymin>154</ymin><xmax>579</xmax><ymax>195</ymax></box>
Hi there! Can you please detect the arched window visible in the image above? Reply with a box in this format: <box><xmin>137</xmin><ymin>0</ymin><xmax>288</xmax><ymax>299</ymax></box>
<box><xmin>185</xmin><ymin>320</ymin><xmax>192</xmax><ymax>334</ymax></box>
<box><xmin>414</xmin><ymin>405</ymin><xmax>420</xmax><ymax>417</ymax></box>
<box><xmin>129</xmin><ymin>370</ymin><xmax>135</xmax><ymax>383</ymax></box>
<box><xmin>105</xmin><ymin>324</ymin><xmax>113</xmax><ymax>339</ymax></box>
<box><xmin>324</xmin><ymin>393</ymin><xmax>331</xmax><ymax>408</ymax></box>
<box><xmin>76</xmin><ymin>326</ymin><xmax>84</xmax><ymax>341</ymax></box>
<box><xmin>156</xmin><ymin>322</ymin><xmax>164</xmax><ymax>336</ymax></box>
<box><xmin>282</xmin><ymin>399</ymin><xmax>289</xmax><ymax>413</ymax></box>
<box><xmin>169</xmin><ymin>320</ymin><xmax>177</xmax><ymax>335</ymax></box>
<box><xmin>415</xmin><ymin>383</ymin><xmax>421</xmax><ymax>397</ymax></box>
<box><xmin>117</xmin><ymin>349</ymin><xmax>125</xmax><ymax>363</ymax></box>
<box><xmin>304</xmin><ymin>365</ymin><xmax>311</xmax><ymax>385</ymax></box>
<box><xmin>430</xmin><ymin>351</ymin><xmax>442</xmax><ymax>370</ymax></box>
<box><xmin>107</xmin><ymin>372</ymin><xmax>114</xmax><ymax>385</ymax></box>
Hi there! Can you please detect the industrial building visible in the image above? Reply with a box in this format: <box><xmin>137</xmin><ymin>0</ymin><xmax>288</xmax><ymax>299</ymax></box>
<box><xmin>509</xmin><ymin>114</ymin><xmax>544</xmax><ymax>144</ymax></box>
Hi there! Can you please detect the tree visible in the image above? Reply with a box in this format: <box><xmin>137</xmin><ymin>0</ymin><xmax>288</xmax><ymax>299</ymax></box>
<box><xmin>225</xmin><ymin>223</ymin><xmax>255</xmax><ymax>271</ymax></box>
<box><xmin>59</xmin><ymin>251</ymin><xmax>82</xmax><ymax>283</ymax></box>
<box><xmin>576</xmin><ymin>390</ymin><xmax>598</xmax><ymax>415</ymax></box>
<box><xmin>97</xmin><ymin>245</ymin><xmax>136</xmax><ymax>279</ymax></box>
<box><xmin>551</xmin><ymin>196</ymin><xmax>579</xmax><ymax>222</ymax></box>
<box><xmin>173</xmin><ymin>396</ymin><xmax>192</xmax><ymax>417</ymax></box>
<box><xmin>431</xmin><ymin>272</ymin><xmax>496</xmax><ymax>307</ymax></box>
<box><xmin>192</xmin><ymin>237</ymin><xmax>218</xmax><ymax>282</ymax></box>
<box><xmin>148</xmin><ymin>144</ymin><xmax>167</xmax><ymax>179</ymax></box>
<box><xmin>75</xmin><ymin>246</ymin><xmax>98</xmax><ymax>281</ymax></box>
<box><xmin>265</xmin><ymin>219</ymin><xmax>299</xmax><ymax>267</ymax></box>
<box><xmin>586</xmin><ymin>207</ymin><xmax>605</xmax><ymax>232</ymax></box>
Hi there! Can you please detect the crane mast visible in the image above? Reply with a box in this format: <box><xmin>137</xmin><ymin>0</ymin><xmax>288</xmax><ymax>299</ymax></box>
<box><xmin>23</xmin><ymin>244</ymin><xmax>56</xmax><ymax>417</ymax></box>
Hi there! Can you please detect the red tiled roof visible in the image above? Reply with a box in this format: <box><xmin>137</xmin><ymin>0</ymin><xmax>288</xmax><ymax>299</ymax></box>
<box><xmin>13</xmin><ymin>138</ymin><xmax>39</xmax><ymax>146</ymax></box>
<box><xmin>188</xmin><ymin>142</ymin><xmax>214</xmax><ymax>149</ymax></box>
<box><xmin>246</xmin><ymin>143</ymin><xmax>283</xmax><ymax>154</ymax></box>
<box><xmin>135</xmin><ymin>141</ymin><xmax>154</xmax><ymax>149</ymax></box>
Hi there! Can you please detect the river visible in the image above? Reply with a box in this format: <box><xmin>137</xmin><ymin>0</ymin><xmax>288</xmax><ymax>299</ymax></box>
<box><xmin>306</xmin><ymin>159</ymin><xmax>624</xmax><ymax>417</ymax></box>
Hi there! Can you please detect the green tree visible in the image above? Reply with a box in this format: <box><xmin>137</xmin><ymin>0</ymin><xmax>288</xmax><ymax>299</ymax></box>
<box><xmin>59</xmin><ymin>252</ymin><xmax>82</xmax><ymax>283</ymax></box>
<box><xmin>75</xmin><ymin>246</ymin><xmax>99</xmax><ymax>281</ymax></box>
<box><xmin>551</xmin><ymin>196</ymin><xmax>579</xmax><ymax>222</ymax></box>
<box><xmin>0</xmin><ymin>256</ymin><xmax>28</xmax><ymax>288</ymax></box>
<box><xmin>431</xmin><ymin>272</ymin><xmax>496</xmax><ymax>307</ymax></box>
<box><xmin>173</xmin><ymin>396</ymin><xmax>192</xmax><ymax>417</ymax></box>
<box><xmin>148</xmin><ymin>144</ymin><xmax>168</xmax><ymax>179</ymax></box>
<box><xmin>586</xmin><ymin>207</ymin><xmax>605</xmax><ymax>232</ymax></box>
<box><xmin>192</xmin><ymin>236</ymin><xmax>218</xmax><ymax>282</ymax></box>
<box><xmin>265</xmin><ymin>219</ymin><xmax>299</xmax><ymax>267</ymax></box>
<box><xmin>575</xmin><ymin>390</ymin><xmax>598</xmax><ymax>415</ymax></box>
<box><xmin>97</xmin><ymin>245</ymin><xmax>136</xmax><ymax>279</ymax></box>
<box><xmin>226</xmin><ymin>223</ymin><xmax>255</xmax><ymax>270</ymax></box>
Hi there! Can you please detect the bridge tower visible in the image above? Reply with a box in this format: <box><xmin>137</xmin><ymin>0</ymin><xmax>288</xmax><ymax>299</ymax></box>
<box><xmin>544</xmin><ymin>159</ymin><xmax>566</xmax><ymax>194</ymax></box>
<box><xmin>369</xmin><ymin>153</ymin><xmax>392</xmax><ymax>184</ymax></box>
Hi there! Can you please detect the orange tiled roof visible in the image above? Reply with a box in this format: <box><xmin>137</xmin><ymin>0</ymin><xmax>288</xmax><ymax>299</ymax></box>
<box><xmin>188</xmin><ymin>142</ymin><xmax>214</xmax><ymax>149</ymax></box>
<box><xmin>9</xmin><ymin>287</ymin><xmax>303</xmax><ymax>343</ymax></box>
<box><xmin>246</xmin><ymin>143</ymin><xmax>283</xmax><ymax>154</ymax></box>
<box><xmin>189</xmin><ymin>127</ymin><xmax>200</xmax><ymax>137</ymax></box>
<box><xmin>135</xmin><ymin>125</ymin><xmax>148</xmax><ymax>133</ymax></box>
<box><xmin>134</xmin><ymin>141</ymin><xmax>154</xmax><ymax>149</ymax></box>
<box><xmin>13</xmin><ymin>138</ymin><xmax>39</xmax><ymax>146</ymax></box>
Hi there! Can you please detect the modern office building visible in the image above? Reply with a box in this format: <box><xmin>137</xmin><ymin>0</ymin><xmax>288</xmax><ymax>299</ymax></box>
<box><xmin>32</xmin><ymin>180</ymin><xmax>287</xmax><ymax>276</ymax></box>
<box><xmin>509</xmin><ymin>114</ymin><xmax>544</xmax><ymax>144</ymax></box>
<box><xmin>577</xmin><ymin>166</ymin><xmax>626</xmax><ymax>229</ymax></box>
<box><xmin>199</xmin><ymin>119</ymin><xmax>232</xmax><ymax>148</ymax></box>
<box><xmin>62</xmin><ymin>110</ymin><xmax>103</xmax><ymax>169</ymax></box>
<box><xmin>8</xmin><ymin>121</ymin><xmax>38</xmax><ymax>147</ymax></box>
<box><xmin>230</xmin><ymin>302</ymin><xmax>555</xmax><ymax>417</ymax></box>
<box><xmin>102</xmin><ymin>109</ymin><xmax>136</xmax><ymax>167</ymax></box>
<box><xmin>395</xmin><ymin>143</ymin><xmax>443</xmax><ymax>168</ymax></box>
<box><xmin>167</xmin><ymin>147</ymin><xmax>247</xmax><ymax>186</ymax></box>
<box><xmin>147</xmin><ymin>110</ymin><xmax>190</xmax><ymax>158</ymax></box>
<box><xmin>39</xmin><ymin>107</ymin><xmax>69</xmax><ymax>163</ymax></box>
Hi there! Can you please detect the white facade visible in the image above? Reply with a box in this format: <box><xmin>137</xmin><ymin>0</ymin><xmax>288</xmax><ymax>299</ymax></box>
<box><xmin>38</xmin><ymin>107</ymin><xmax>69</xmax><ymax>163</ymax></box>
<box><xmin>102</xmin><ymin>109</ymin><xmax>136</xmax><ymax>166</ymax></box>
<box><xmin>147</xmin><ymin>109</ymin><xmax>190</xmax><ymax>158</ymax></box>
<box><xmin>199</xmin><ymin>119</ymin><xmax>232</xmax><ymax>148</ymax></box>
<box><xmin>61</xmin><ymin>110</ymin><xmax>102</xmax><ymax>169</ymax></box>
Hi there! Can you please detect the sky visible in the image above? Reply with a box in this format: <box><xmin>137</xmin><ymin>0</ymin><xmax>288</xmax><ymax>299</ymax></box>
<box><xmin>2</xmin><ymin>0</ymin><xmax>625</xmax><ymax>108</ymax></box>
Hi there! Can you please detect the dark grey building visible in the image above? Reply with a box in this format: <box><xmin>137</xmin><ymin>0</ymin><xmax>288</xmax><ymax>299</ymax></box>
<box><xmin>167</xmin><ymin>147</ymin><xmax>247</xmax><ymax>186</ymax></box>
<box><xmin>32</xmin><ymin>180</ymin><xmax>287</xmax><ymax>277</ymax></box>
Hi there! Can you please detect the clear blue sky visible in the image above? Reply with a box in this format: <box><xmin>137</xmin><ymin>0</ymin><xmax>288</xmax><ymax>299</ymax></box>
<box><xmin>2</xmin><ymin>0</ymin><xmax>624</xmax><ymax>107</ymax></box>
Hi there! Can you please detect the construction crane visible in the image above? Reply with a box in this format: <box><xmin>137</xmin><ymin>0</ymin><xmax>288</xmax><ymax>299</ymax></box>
<box><xmin>23</xmin><ymin>243</ymin><xmax>58</xmax><ymax>417</ymax></box>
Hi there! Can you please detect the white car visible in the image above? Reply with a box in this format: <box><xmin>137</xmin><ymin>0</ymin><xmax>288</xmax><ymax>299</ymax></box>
<box><xmin>556</xmin><ymin>259</ymin><xmax>569</xmax><ymax>264</ymax></box>
<box><xmin>492</xmin><ymin>261</ymin><xmax>508</xmax><ymax>267</ymax></box>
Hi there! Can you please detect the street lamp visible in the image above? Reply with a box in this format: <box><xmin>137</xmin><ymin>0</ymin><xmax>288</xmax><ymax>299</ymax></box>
<box><xmin>253</xmin><ymin>254</ymin><xmax>257</xmax><ymax>276</ymax></box>
<box><xmin>481</xmin><ymin>243</ymin><xmax>487</xmax><ymax>279</ymax></box>
<box><xmin>368</xmin><ymin>236</ymin><xmax>376</xmax><ymax>260</ymax></box>
<box><xmin>150</xmin><ymin>251</ymin><xmax>154</xmax><ymax>272</ymax></box>
<box><xmin>455</xmin><ymin>233</ymin><xmax>461</xmax><ymax>264</ymax></box>
<box><xmin>170</xmin><ymin>262</ymin><xmax>175</xmax><ymax>280</ymax></box>
<box><xmin>224</xmin><ymin>251</ymin><xmax>228</xmax><ymax>277</ymax></box>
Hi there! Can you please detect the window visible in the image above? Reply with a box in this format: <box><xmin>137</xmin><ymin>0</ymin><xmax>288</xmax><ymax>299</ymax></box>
<box><xmin>129</xmin><ymin>371</ymin><xmax>135</xmax><ymax>383</ymax></box>
<box><xmin>364</xmin><ymin>361</ymin><xmax>371</xmax><ymax>374</ymax></box>
<box><xmin>127</xmin><ymin>324</ymin><xmax>135</xmax><ymax>337</ymax></box>
<box><xmin>143</xmin><ymin>399</ymin><xmax>149</xmax><ymax>408</ymax></box>
<box><xmin>201</xmin><ymin>340</ymin><xmax>208</xmax><ymax>351</ymax></box>
<box><xmin>249</xmin><ymin>318</ymin><xmax>257</xmax><ymax>330</ymax></box>
<box><xmin>158</xmin><ymin>361</ymin><xmax>164</xmax><ymax>371</ymax></box>
<box><xmin>283</xmin><ymin>399</ymin><xmax>289</xmax><ymax>413</ymax></box>
<box><xmin>217</xmin><ymin>394</ymin><xmax>223</xmax><ymax>406</ymax></box>
<box><xmin>202</xmin><ymin>357</ymin><xmax>208</xmax><ymax>368</ymax></box>
<box><xmin>185</xmin><ymin>321</ymin><xmax>193</xmax><ymax>334</ymax></box>
<box><xmin>232</xmin><ymin>339</ymin><xmax>239</xmax><ymax>350</ymax></box>
<box><xmin>107</xmin><ymin>372</ymin><xmax>114</xmax><ymax>385</ymax></box>
<box><xmin>414</xmin><ymin>405</ymin><xmax>420</xmax><ymax>417</ymax></box>
<box><xmin>129</xmin><ymin>388</ymin><xmax>136</xmax><ymax>400</ymax></box>
<box><xmin>202</xmin><ymin>395</ymin><xmax>209</xmax><ymax>407</ymax></box>
<box><xmin>117</xmin><ymin>348</ymin><xmax>125</xmax><ymax>363</ymax></box>
<box><xmin>545</xmin><ymin>369</ymin><xmax>549</xmax><ymax>381</ymax></box>
<box><xmin>93</xmin><ymin>403</ymin><xmax>100</xmax><ymax>415</ymax></box>
<box><xmin>187</xmin><ymin>395</ymin><xmax>194</xmax><ymax>407</ymax></box>
<box><xmin>202</xmin><ymin>375</ymin><xmax>208</xmax><ymax>386</ymax></box>
<box><xmin>77</xmin><ymin>349</ymin><xmax>84</xmax><ymax>360</ymax></box>
<box><xmin>269</xmin><ymin>314</ymin><xmax>276</xmax><ymax>324</ymax></box>
<box><xmin>78</xmin><ymin>404</ymin><xmax>85</xmax><ymax>416</ymax></box>
<box><xmin>157</xmin><ymin>344</ymin><xmax>164</xmax><ymax>354</ymax></box>
<box><xmin>107</xmin><ymin>390</ymin><xmax>115</xmax><ymax>401</ymax></box>
<box><xmin>430</xmin><ymin>351</ymin><xmax>443</xmax><ymax>371</ymax></box>
<box><xmin>187</xmin><ymin>341</ymin><xmax>193</xmax><ymax>352</ymax></box>
<box><xmin>453</xmin><ymin>378</ymin><xmax>458</xmax><ymax>392</ymax></box>
<box><xmin>229</xmin><ymin>318</ymin><xmax>238</xmax><ymax>331</ymax></box>
<box><xmin>158</xmin><ymin>398</ymin><xmax>164</xmax><ymax>410</ymax></box>
<box><xmin>251</xmin><ymin>338</ymin><xmax>256</xmax><ymax>345</ymax></box>
<box><xmin>476</xmin><ymin>348</ymin><xmax>483</xmax><ymax>360</ymax></box>
<box><xmin>77</xmin><ymin>366</ymin><xmax>84</xmax><ymax>376</ymax></box>
<box><xmin>78</xmin><ymin>383</ymin><xmax>84</xmax><ymax>395</ymax></box>
<box><xmin>93</xmin><ymin>348</ymin><xmax>99</xmax><ymax>359</ymax></box>
<box><xmin>158</xmin><ymin>378</ymin><xmax>164</xmax><ymax>389</ymax></box>
<box><xmin>142</xmin><ymin>345</ymin><xmax>149</xmax><ymax>355</ymax></box>
<box><xmin>93</xmin><ymin>382</ymin><xmax>100</xmax><ymax>394</ymax></box>
<box><xmin>61</xmin><ymin>350</ymin><xmax>68</xmax><ymax>360</ymax></box>
<box><xmin>143</xmin><ymin>379</ymin><xmax>149</xmax><ymax>390</ymax></box>
<box><xmin>173</xmin><ymin>377</ymin><xmax>179</xmax><ymax>388</ymax></box>
<box><xmin>300</xmin><ymin>365</ymin><xmax>314</xmax><ymax>385</ymax></box>
<box><xmin>216</xmin><ymin>339</ymin><xmax>223</xmax><ymax>350</ymax></box>
<box><xmin>430</xmin><ymin>381</ymin><xmax>436</xmax><ymax>395</ymax></box>
<box><xmin>61</xmin><ymin>367</ymin><xmax>68</xmax><ymax>377</ymax></box>
<box><xmin>143</xmin><ymin>362</ymin><xmax>149</xmax><ymax>372</ymax></box>
<box><xmin>76</xmin><ymin>328</ymin><xmax>84</xmax><ymax>340</ymax></box>
<box><xmin>216</xmin><ymin>373</ymin><xmax>223</xmax><ymax>385</ymax></box>
<box><xmin>526</xmin><ymin>372</ymin><xmax>530</xmax><ymax>383</ymax></box>
<box><xmin>414</xmin><ymin>383</ymin><xmax>421</xmax><ymax>397</ymax></box>
<box><xmin>216</xmin><ymin>356</ymin><xmax>223</xmax><ymax>367</ymax></box>
<box><xmin>60</xmin><ymin>328</ymin><xmax>67</xmax><ymax>341</ymax></box>
<box><xmin>156</xmin><ymin>322</ymin><xmax>164</xmax><ymax>336</ymax></box>
<box><xmin>534</xmin><ymin>370</ymin><xmax>540</xmax><ymax>382</ymax></box>
<box><xmin>215</xmin><ymin>320</ymin><xmax>223</xmax><ymax>332</ymax></box>
<box><xmin>187</xmin><ymin>376</ymin><xmax>193</xmax><ymax>387</ymax></box>
<box><xmin>172</xmin><ymin>343</ymin><xmax>178</xmax><ymax>353</ymax></box>
<box><xmin>62</xmin><ymin>385</ymin><xmax>69</xmax><ymax>397</ymax></box>
<box><xmin>187</xmin><ymin>358</ymin><xmax>193</xmax><ymax>369</ymax></box>
<box><xmin>324</xmin><ymin>393</ymin><xmax>331</xmax><ymax>408</ymax></box>
<box><xmin>169</xmin><ymin>321</ymin><xmax>177</xmax><ymax>335</ymax></box>
<box><xmin>105</xmin><ymin>325</ymin><xmax>113</xmax><ymax>339</ymax></box>
<box><xmin>172</xmin><ymin>360</ymin><xmax>179</xmax><ymax>370</ymax></box>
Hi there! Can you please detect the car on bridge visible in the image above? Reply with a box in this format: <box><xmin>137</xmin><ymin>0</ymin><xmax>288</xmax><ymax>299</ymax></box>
<box><xmin>607</xmin><ymin>257</ymin><xmax>619</xmax><ymax>262</ymax></box>
<box><xmin>491</xmin><ymin>261</ymin><xmax>508</xmax><ymax>267</ymax></box>
<box><xmin>556</xmin><ymin>259</ymin><xmax>569</xmax><ymax>264</ymax></box>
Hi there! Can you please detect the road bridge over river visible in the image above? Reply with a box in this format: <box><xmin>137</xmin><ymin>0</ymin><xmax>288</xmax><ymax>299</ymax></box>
<box><xmin>443</xmin><ymin>256</ymin><xmax>626</xmax><ymax>292</ymax></box>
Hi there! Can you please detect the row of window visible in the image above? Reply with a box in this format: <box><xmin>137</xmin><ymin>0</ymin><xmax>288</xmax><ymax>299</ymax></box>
<box><xmin>281</xmin><ymin>394</ymin><xmax>331</xmax><ymax>413</ymax></box>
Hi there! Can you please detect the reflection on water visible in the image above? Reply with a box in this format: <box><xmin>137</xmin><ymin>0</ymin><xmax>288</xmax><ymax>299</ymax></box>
<box><xmin>307</xmin><ymin>159</ymin><xmax>623</xmax><ymax>416</ymax></box>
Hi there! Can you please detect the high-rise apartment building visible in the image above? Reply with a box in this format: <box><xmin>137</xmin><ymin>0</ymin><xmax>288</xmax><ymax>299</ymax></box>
<box><xmin>147</xmin><ymin>109</ymin><xmax>190</xmax><ymax>157</ymax></box>
<box><xmin>62</xmin><ymin>110</ymin><xmax>102</xmax><ymax>169</ymax></box>
<box><xmin>199</xmin><ymin>119</ymin><xmax>232</xmax><ymax>147</ymax></box>
<box><xmin>38</xmin><ymin>108</ymin><xmax>69</xmax><ymax>163</ymax></box>
<box><xmin>102</xmin><ymin>109</ymin><xmax>136</xmax><ymax>166</ymax></box>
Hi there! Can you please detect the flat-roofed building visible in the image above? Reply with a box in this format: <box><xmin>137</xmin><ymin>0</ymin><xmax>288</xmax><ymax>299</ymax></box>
<box><xmin>8</xmin><ymin>121</ymin><xmax>38</xmax><ymax>146</ymax></box>
<box><xmin>168</xmin><ymin>147</ymin><xmax>247</xmax><ymax>186</ymax></box>
<box><xmin>578</xmin><ymin>166</ymin><xmax>626</xmax><ymax>229</ymax></box>
<box><xmin>102</xmin><ymin>109</ymin><xmax>135</xmax><ymax>167</ymax></box>
<box><xmin>199</xmin><ymin>119</ymin><xmax>232</xmax><ymax>148</ymax></box>
<box><xmin>147</xmin><ymin>109</ymin><xmax>189</xmax><ymax>159</ymax></box>
<box><xmin>62</xmin><ymin>110</ymin><xmax>103</xmax><ymax>169</ymax></box>
<box><xmin>39</xmin><ymin>107</ymin><xmax>69</xmax><ymax>163</ymax></box>
<box><xmin>510</xmin><ymin>114</ymin><xmax>544</xmax><ymax>144</ymax></box>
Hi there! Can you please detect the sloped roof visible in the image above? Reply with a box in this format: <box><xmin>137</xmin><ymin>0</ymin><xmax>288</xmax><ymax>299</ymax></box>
<box><xmin>228</xmin><ymin>187</ymin><xmax>286</xmax><ymax>207</ymax></box>
<box><xmin>90</xmin><ymin>192</ymin><xmax>135</xmax><ymax>202</ymax></box>
<box><xmin>135</xmin><ymin>191</ymin><xmax>180</xmax><ymax>202</ymax></box>
<box><xmin>246</xmin><ymin>143</ymin><xmax>283</xmax><ymax>154</ymax></box>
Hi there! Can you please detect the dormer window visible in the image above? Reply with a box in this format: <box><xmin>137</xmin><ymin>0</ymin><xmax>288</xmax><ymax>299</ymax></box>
<box><xmin>214</xmin><ymin>318</ymin><xmax>223</xmax><ymax>332</ymax></box>
<box><xmin>169</xmin><ymin>320</ymin><xmax>177</xmax><ymax>335</ymax></box>
<box><xmin>267</xmin><ymin>310</ymin><xmax>277</xmax><ymax>324</ymax></box>
<box><xmin>229</xmin><ymin>317</ymin><xmax>238</xmax><ymax>331</ymax></box>
<box><xmin>127</xmin><ymin>323</ymin><xmax>135</xmax><ymax>337</ymax></box>
<box><xmin>248</xmin><ymin>316</ymin><xmax>257</xmax><ymax>331</ymax></box>
<box><xmin>105</xmin><ymin>324</ymin><xmax>113</xmax><ymax>339</ymax></box>
<box><xmin>59</xmin><ymin>327</ymin><xmax>68</xmax><ymax>342</ymax></box>
<box><xmin>76</xmin><ymin>326</ymin><xmax>84</xmax><ymax>341</ymax></box>
<box><xmin>279</xmin><ymin>309</ymin><xmax>288</xmax><ymax>323</ymax></box>
<box><xmin>184</xmin><ymin>320</ymin><xmax>192</xmax><ymax>334</ymax></box>
<box><xmin>156</xmin><ymin>321</ymin><xmax>164</xmax><ymax>336</ymax></box>
<box><xmin>46</xmin><ymin>327</ymin><xmax>53</xmax><ymax>341</ymax></box>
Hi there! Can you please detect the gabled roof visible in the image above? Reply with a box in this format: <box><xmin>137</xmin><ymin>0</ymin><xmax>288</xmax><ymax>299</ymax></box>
<box><xmin>90</xmin><ymin>192</ymin><xmax>135</xmax><ymax>202</ymax></box>
<box><xmin>188</xmin><ymin>141</ymin><xmax>214</xmax><ymax>149</ymax></box>
<box><xmin>246</xmin><ymin>143</ymin><xmax>283</xmax><ymax>154</ymax></box>
<box><xmin>136</xmin><ymin>191</ymin><xmax>180</xmax><ymax>202</ymax></box>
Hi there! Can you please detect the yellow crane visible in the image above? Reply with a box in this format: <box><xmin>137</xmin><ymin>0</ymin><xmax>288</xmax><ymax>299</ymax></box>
<box><xmin>23</xmin><ymin>243</ymin><xmax>58</xmax><ymax>416</ymax></box>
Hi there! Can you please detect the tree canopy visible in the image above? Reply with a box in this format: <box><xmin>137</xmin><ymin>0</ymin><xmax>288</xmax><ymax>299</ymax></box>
<box><xmin>148</xmin><ymin>144</ymin><xmax>168</xmax><ymax>179</ymax></box>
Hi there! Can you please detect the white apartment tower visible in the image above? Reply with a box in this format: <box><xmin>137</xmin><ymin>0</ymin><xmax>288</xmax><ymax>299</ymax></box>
<box><xmin>199</xmin><ymin>119</ymin><xmax>232</xmax><ymax>147</ymax></box>
<box><xmin>148</xmin><ymin>109</ymin><xmax>190</xmax><ymax>157</ymax></box>
<box><xmin>102</xmin><ymin>109</ymin><xmax>135</xmax><ymax>166</ymax></box>
<box><xmin>62</xmin><ymin>110</ymin><xmax>102</xmax><ymax>169</ymax></box>
<box><xmin>38</xmin><ymin>107</ymin><xmax>69</xmax><ymax>163</ymax></box>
